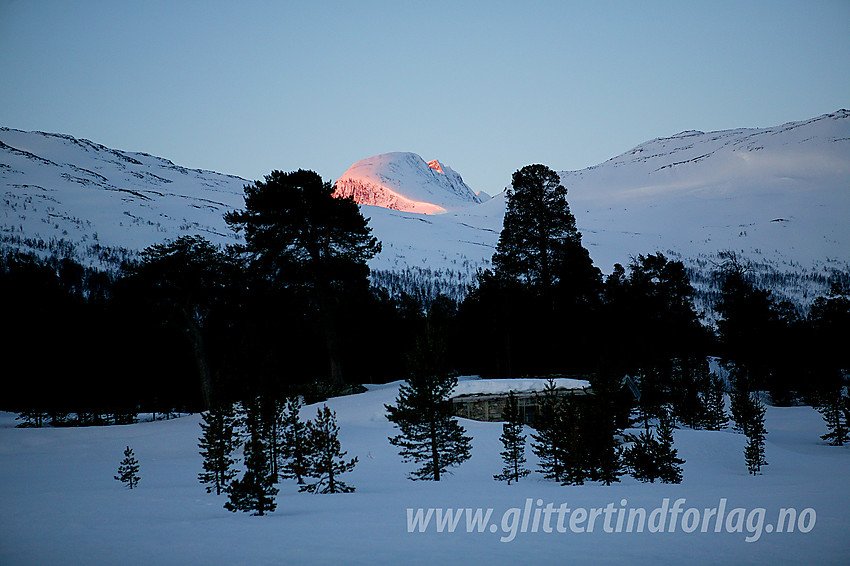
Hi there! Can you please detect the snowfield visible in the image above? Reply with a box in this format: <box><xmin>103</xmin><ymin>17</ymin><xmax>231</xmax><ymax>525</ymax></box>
<box><xmin>1</xmin><ymin>381</ymin><xmax>847</xmax><ymax>565</ymax></box>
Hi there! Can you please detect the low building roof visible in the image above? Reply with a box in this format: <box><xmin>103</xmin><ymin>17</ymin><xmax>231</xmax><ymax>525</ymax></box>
<box><xmin>451</xmin><ymin>378</ymin><xmax>591</xmax><ymax>399</ymax></box>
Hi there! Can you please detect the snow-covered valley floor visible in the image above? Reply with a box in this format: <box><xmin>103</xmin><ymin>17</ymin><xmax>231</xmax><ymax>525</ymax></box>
<box><xmin>1</xmin><ymin>381</ymin><xmax>847</xmax><ymax>565</ymax></box>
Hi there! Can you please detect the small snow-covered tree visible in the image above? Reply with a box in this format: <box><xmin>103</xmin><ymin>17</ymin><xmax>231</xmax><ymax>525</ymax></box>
<box><xmin>114</xmin><ymin>446</ymin><xmax>140</xmax><ymax>489</ymax></box>
<box><xmin>386</xmin><ymin>328</ymin><xmax>472</xmax><ymax>481</ymax></box>
<box><xmin>623</xmin><ymin>429</ymin><xmax>660</xmax><ymax>483</ymax></box>
<box><xmin>744</xmin><ymin>395</ymin><xmax>768</xmax><ymax>474</ymax></box>
<box><xmin>624</xmin><ymin>406</ymin><xmax>684</xmax><ymax>484</ymax></box>
<box><xmin>818</xmin><ymin>389</ymin><xmax>850</xmax><ymax>447</ymax></box>
<box><xmin>111</xmin><ymin>410</ymin><xmax>138</xmax><ymax>426</ymax></box>
<box><xmin>583</xmin><ymin>393</ymin><xmax>624</xmax><ymax>485</ymax></box>
<box><xmin>260</xmin><ymin>398</ymin><xmax>285</xmax><ymax>481</ymax></box>
<box><xmin>494</xmin><ymin>392</ymin><xmax>529</xmax><ymax>484</ymax></box>
<box><xmin>531</xmin><ymin>380</ymin><xmax>587</xmax><ymax>485</ymax></box>
<box><xmin>701</xmin><ymin>372</ymin><xmax>729</xmax><ymax>431</ymax></box>
<box><xmin>225</xmin><ymin>400</ymin><xmax>278</xmax><ymax>515</ymax></box>
<box><xmin>300</xmin><ymin>405</ymin><xmax>357</xmax><ymax>494</ymax></box>
<box><xmin>731</xmin><ymin>380</ymin><xmax>758</xmax><ymax>436</ymax></box>
<box><xmin>531</xmin><ymin>379</ymin><xmax>568</xmax><ymax>482</ymax></box>
<box><xmin>198</xmin><ymin>403</ymin><xmax>241</xmax><ymax>495</ymax></box>
<box><xmin>671</xmin><ymin>358</ymin><xmax>705</xmax><ymax>429</ymax></box>
<box><xmin>279</xmin><ymin>396</ymin><xmax>311</xmax><ymax>484</ymax></box>
<box><xmin>16</xmin><ymin>410</ymin><xmax>49</xmax><ymax>428</ymax></box>
<box><xmin>656</xmin><ymin>407</ymin><xmax>685</xmax><ymax>483</ymax></box>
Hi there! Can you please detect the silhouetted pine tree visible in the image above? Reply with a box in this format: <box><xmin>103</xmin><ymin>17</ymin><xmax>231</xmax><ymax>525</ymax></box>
<box><xmin>131</xmin><ymin>235</ymin><xmax>236</xmax><ymax>410</ymax></box>
<box><xmin>494</xmin><ymin>392</ymin><xmax>529</xmax><ymax>484</ymax></box>
<box><xmin>715</xmin><ymin>252</ymin><xmax>778</xmax><ymax>394</ymax></box>
<box><xmin>604</xmin><ymin>253</ymin><xmax>708</xmax><ymax>422</ymax></box>
<box><xmin>299</xmin><ymin>405</ymin><xmax>357</xmax><ymax>494</ymax></box>
<box><xmin>808</xmin><ymin>284</ymin><xmax>850</xmax><ymax>400</ymax></box>
<box><xmin>492</xmin><ymin>165</ymin><xmax>581</xmax><ymax>294</ymax></box>
<box><xmin>198</xmin><ymin>403</ymin><xmax>240</xmax><ymax>495</ymax></box>
<box><xmin>114</xmin><ymin>446</ymin><xmax>140</xmax><ymax>489</ymax></box>
<box><xmin>225</xmin><ymin>169</ymin><xmax>381</xmax><ymax>386</ymax></box>
<box><xmin>486</xmin><ymin>164</ymin><xmax>602</xmax><ymax>376</ymax></box>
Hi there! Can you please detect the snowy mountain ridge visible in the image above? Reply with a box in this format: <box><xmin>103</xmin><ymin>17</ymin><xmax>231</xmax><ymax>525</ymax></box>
<box><xmin>557</xmin><ymin>110</ymin><xmax>850</xmax><ymax>285</ymax></box>
<box><xmin>364</xmin><ymin>110</ymin><xmax>850</xmax><ymax>307</ymax></box>
<box><xmin>0</xmin><ymin>127</ymin><xmax>247</xmax><ymax>266</ymax></box>
<box><xmin>2</xmin><ymin>111</ymin><xmax>849</xmax><ymax>309</ymax></box>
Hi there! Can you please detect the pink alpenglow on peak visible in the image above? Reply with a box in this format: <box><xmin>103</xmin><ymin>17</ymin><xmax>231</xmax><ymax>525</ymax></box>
<box><xmin>335</xmin><ymin>152</ymin><xmax>482</xmax><ymax>215</ymax></box>
<box><xmin>426</xmin><ymin>159</ymin><xmax>444</xmax><ymax>174</ymax></box>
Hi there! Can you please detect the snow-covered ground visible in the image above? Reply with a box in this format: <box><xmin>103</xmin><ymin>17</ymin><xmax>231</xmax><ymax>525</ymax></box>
<box><xmin>1</xmin><ymin>381</ymin><xmax>847</xmax><ymax>565</ymax></box>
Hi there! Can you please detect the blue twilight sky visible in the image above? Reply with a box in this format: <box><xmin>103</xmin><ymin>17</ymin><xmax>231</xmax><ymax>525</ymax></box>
<box><xmin>1</xmin><ymin>0</ymin><xmax>848</xmax><ymax>194</ymax></box>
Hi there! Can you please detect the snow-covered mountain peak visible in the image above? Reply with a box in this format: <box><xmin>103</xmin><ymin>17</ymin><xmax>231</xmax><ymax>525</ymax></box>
<box><xmin>334</xmin><ymin>152</ymin><xmax>481</xmax><ymax>215</ymax></box>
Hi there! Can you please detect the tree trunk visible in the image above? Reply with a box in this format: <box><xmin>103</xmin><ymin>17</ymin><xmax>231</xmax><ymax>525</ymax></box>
<box><xmin>431</xmin><ymin>422</ymin><xmax>440</xmax><ymax>481</ymax></box>
<box><xmin>316</xmin><ymin>289</ymin><xmax>344</xmax><ymax>386</ymax></box>
<box><xmin>184</xmin><ymin>311</ymin><xmax>213</xmax><ymax>411</ymax></box>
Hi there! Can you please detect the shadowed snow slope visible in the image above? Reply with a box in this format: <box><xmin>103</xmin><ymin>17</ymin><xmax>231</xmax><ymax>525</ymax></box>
<box><xmin>561</xmin><ymin>109</ymin><xmax>850</xmax><ymax>276</ymax></box>
<box><xmin>0</xmin><ymin>127</ymin><xmax>247</xmax><ymax>266</ymax></box>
